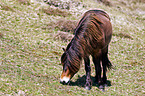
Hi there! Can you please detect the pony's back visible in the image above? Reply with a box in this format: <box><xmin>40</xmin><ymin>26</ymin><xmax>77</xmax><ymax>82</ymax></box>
<box><xmin>73</xmin><ymin>10</ymin><xmax>112</xmax><ymax>55</ymax></box>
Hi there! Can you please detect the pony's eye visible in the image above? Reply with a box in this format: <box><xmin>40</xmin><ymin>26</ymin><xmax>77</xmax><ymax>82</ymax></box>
<box><xmin>61</xmin><ymin>60</ymin><xmax>64</xmax><ymax>66</ymax></box>
<box><xmin>64</xmin><ymin>68</ymin><xmax>67</xmax><ymax>72</ymax></box>
<box><xmin>63</xmin><ymin>65</ymin><xmax>68</xmax><ymax>72</ymax></box>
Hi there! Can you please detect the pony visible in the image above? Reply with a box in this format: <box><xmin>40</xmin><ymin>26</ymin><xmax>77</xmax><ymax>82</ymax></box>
<box><xmin>60</xmin><ymin>10</ymin><xmax>112</xmax><ymax>90</ymax></box>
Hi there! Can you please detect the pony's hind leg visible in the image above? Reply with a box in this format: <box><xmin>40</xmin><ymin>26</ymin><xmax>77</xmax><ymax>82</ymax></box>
<box><xmin>84</xmin><ymin>56</ymin><xmax>92</xmax><ymax>90</ymax></box>
<box><xmin>102</xmin><ymin>45</ymin><xmax>112</xmax><ymax>87</ymax></box>
<box><xmin>102</xmin><ymin>52</ymin><xmax>108</xmax><ymax>86</ymax></box>
<box><xmin>92</xmin><ymin>50</ymin><xmax>104</xmax><ymax>90</ymax></box>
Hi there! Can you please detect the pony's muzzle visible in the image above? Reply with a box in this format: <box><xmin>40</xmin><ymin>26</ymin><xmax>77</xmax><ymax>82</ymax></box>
<box><xmin>60</xmin><ymin>76</ymin><xmax>70</xmax><ymax>85</ymax></box>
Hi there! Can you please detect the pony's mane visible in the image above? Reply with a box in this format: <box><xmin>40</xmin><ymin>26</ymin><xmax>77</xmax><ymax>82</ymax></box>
<box><xmin>62</xmin><ymin>10</ymin><xmax>110</xmax><ymax>73</ymax></box>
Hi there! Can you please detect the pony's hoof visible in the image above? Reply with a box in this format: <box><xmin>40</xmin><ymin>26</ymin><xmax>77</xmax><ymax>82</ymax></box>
<box><xmin>100</xmin><ymin>88</ymin><xmax>105</xmax><ymax>92</ymax></box>
<box><xmin>99</xmin><ymin>85</ymin><xmax>105</xmax><ymax>92</ymax></box>
<box><xmin>99</xmin><ymin>85</ymin><xmax>104</xmax><ymax>89</ymax></box>
<box><xmin>104</xmin><ymin>83</ymin><xmax>108</xmax><ymax>87</ymax></box>
<box><xmin>85</xmin><ymin>86</ymin><xmax>91</xmax><ymax>90</ymax></box>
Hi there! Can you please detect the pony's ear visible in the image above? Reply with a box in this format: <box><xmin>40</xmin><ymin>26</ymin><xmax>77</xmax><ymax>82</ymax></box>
<box><xmin>62</xmin><ymin>48</ymin><xmax>66</xmax><ymax>52</ymax></box>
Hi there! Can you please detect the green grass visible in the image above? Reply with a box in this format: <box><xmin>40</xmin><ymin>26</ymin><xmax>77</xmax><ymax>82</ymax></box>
<box><xmin>0</xmin><ymin>0</ymin><xmax>145</xmax><ymax>95</ymax></box>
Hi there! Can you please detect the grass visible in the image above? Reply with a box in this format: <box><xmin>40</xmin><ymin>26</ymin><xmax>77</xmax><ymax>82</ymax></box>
<box><xmin>0</xmin><ymin>0</ymin><xmax>145</xmax><ymax>95</ymax></box>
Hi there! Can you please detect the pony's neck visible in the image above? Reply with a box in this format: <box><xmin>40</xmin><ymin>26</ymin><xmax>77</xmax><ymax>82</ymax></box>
<box><xmin>66</xmin><ymin>43</ymin><xmax>82</xmax><ymax>73</ymax></box>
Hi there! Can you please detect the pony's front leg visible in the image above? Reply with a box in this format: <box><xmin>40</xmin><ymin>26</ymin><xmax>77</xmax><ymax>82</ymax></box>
<box><xmin>84</xmin><ymin>56</ymin><xmax>92</xmax><ymax>90</ymax></box>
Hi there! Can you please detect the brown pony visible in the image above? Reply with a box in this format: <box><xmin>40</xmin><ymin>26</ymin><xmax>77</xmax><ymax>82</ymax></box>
<box><xmin>60</xmin><ymin>10</ymin><xmax>112</xmax><ymax>90</ymax></box>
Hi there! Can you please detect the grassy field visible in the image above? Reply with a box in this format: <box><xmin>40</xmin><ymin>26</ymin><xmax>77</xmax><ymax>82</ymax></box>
<box><xmin>0</xmin><ymin>0</ymin><xmax>145</xmax><ymax>95</ymax></box>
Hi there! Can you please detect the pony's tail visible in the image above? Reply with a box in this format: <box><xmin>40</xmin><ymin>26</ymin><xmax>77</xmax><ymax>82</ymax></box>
<box><xmin>106</xmin><ymin>59</ymin><xmax>112</xmax><ymax>71</ymax></box>
<box><xmin>102</xmin><ymin>54</ymin><xmax>112</xmax><ymax>71</ymax></box>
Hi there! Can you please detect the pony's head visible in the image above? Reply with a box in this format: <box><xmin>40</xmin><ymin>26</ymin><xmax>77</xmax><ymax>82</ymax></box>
<box><xmin>60</xmin><ymin>52</ymin><xmax>75</xmax><ymax>84</ymax></box>
<box><xmin>60</xmin><ymin>48</ymin><xmax>81</xmax><ymax>84</ymax></box>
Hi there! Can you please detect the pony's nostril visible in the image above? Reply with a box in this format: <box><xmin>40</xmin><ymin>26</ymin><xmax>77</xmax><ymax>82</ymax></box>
<box><xmin>60</xmin><ymin>81</ymin><xmax>66</xmax><ymax>84</ymax></box>
<box><xmin>63</xmin><ymin>81</ymin><xmax>67</xmax><ymax>85</ymax></box>
<box><xmin>60</xmin><ymin>80</ymin><xmax>70</xmax><ymax>85</ymax></box>
<box><xmin>62</xmin><ymin>81</ymin><xmax>66</xmax><ymax>84</ymax></box>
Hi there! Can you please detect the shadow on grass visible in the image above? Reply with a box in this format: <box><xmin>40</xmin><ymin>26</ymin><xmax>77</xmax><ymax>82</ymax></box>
<box><xmin>69</xmin><ymin>75</ymin><xmax>112</xmax><ymax>89</ymax></box>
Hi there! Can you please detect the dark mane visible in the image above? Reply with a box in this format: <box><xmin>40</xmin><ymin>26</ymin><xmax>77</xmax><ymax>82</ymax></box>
<box><xmin>61</xmin><ymin>10</ymin><xmax>110</xmax><ymax>73</ymax></box>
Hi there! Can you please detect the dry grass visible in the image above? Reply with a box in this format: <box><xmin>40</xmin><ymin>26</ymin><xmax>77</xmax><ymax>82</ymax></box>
<box><xmin>130</xmin><ymin>0</ymin><xmax>145</xmax><ymax>3</ymax></box>
<box><xmin>56</xmin><ymin>20</ymin><xmax>77</xmax><ymax>33</ymax></box>
<box><xmin>0</xmin><ymin>32</ymin><xmax>3</xmax><ymax>38</ymax></box>
<box><xmin>17</xmin><ymin>0</ymin><xmax>30</xmax><ymax>5</ymax></box>
<box><xmin>113</xmin><ymin>32</ymin><xmax>133</xmax><ymax>39</ymax></box>
<box><xmin>98</xmin><ymin>0</ymin><xmax>112</xmax><ymax>6</ymax></box>
<box><xmin>54</xmin><ymin>31</ymin><xmax>74</xmax><ymax>41</ymax></box>
<box><xmin>46</xmin><ymin>19</ymin><xmax>77</xmax><ymax>33</ymax></box>
<box><xmin>0</xmin><ymin>4</ymin><xmax>14</xmax><ymax>11</ymax></box>
<box><xmin>42</xmin><ymin>7</ymin><xmax>71</xmax><ymax>17</ymax></box>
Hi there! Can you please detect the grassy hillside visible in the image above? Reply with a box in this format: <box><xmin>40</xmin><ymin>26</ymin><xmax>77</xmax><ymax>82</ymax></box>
<box><xmin>0</xmin><ymin>0</ymin><xmax>144</xmax><ymax>95</ymax></box>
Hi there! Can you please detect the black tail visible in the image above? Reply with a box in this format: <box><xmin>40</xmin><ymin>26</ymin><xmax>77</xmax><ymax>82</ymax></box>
<box><xmin>102</xmin><ymin>53</ymin><xmax>112</xmax><ymax>71</ymax></box>
<box><xmin>106</xmin><ymin>58</ymin><xmax>112</xmax><ymax>70</ymax></box>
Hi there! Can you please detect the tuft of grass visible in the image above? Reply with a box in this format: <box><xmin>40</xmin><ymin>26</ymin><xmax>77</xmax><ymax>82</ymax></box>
<box><xmin>0</xmin><ymin>32</ymin><xmax>3</xmax><ymax>38</ymax></box>
<box><xmin>53</xmin><ymin>31</ymin><xmax>74</xmax><ymax>41</ymax></box>
<box><xmin>0</xmin><ymin>4</ymin><xmax>14</xmax><ymax>11</ymax></box>
<box><xmin>56</xmin><ymin>20</ymin><xmax>77</xmax><ymax>33</ymax></box>
<box><xmin>46</xmin><ymin>19</ymin><xmax>77</xmax><ymax>33</ymax></box>
<box><xmin>113</xmin><ymin>32</ymin><xmax>133</xmax><ymax>39</ymax></box>
<box><xmin>42</xmin><ymin>7</ymin><xmax>71</xmax><ymax>17</ymax></box>
<box><xmin>97</xmin><ymin>0</ymin><xmax>112</xmax><ymax>6</ymax></box>
<box><xmin>17</xmin><ymin>0</ymin><xmax>31</xmax><ymax>5</ymax></box>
